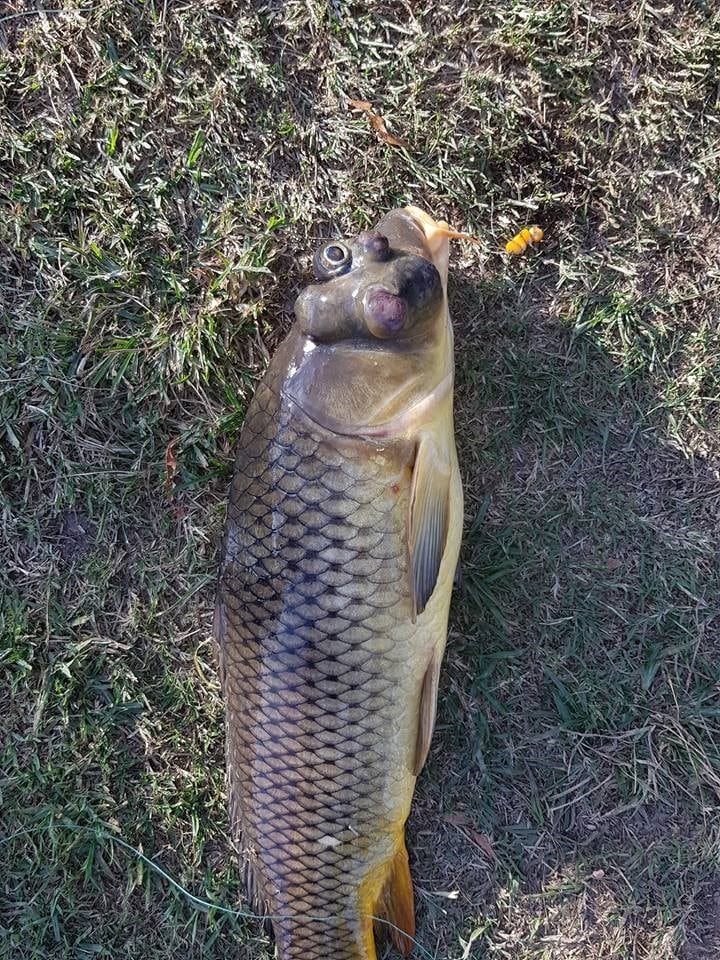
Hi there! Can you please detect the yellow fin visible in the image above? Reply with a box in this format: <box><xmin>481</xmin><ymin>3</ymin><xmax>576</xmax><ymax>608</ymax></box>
<box><xmin>413</xmin><ymin>650</ymin><xmax>443</xmax><ymax>775</ymax></box>
<box><xmin>409</xmin><ymin>436</ymin><xmax>451</xmax><ymax>620</ymax></box>
<box><xmin>376</xmin><ymin>841</ymin><xmax>415</xmax><ymax>956</ymax></box>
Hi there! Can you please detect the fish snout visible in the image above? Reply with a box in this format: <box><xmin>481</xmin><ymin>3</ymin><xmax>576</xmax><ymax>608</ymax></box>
<box><xmin>295</xmin><ymin>282</ymin><xmax>357</xmax><ymax>342</ymax></box>
<box><xmin>295</xmin><ymin>209</ymin><xmax>446</xmax><ymax>345</ymax></box>
<box><xmin>373</xmin><ymin>209</ymin><xmax>428</xmax><ymax>259</ymax></box>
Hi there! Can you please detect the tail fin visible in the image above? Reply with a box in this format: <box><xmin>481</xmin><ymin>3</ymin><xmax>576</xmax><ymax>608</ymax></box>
<box><xmin>376</xmin><ymin>840</ymin><xmax>415</xmax><ymax>956</ymax></box>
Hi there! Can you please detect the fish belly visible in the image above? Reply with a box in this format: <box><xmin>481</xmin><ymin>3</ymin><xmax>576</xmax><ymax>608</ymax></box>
<box><xmin>218</xmin><ymin>380</ymin><xmax>432</xmax><ymax>960</ymax></box>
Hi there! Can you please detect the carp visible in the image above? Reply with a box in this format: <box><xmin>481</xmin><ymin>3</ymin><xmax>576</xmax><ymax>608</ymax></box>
<box><xmin>215</xmin><ymin>206</ymin><xmax>463</xmax><ymax>959</ymax></box>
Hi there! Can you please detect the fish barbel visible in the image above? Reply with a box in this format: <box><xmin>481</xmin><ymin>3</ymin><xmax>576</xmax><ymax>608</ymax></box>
<box><xmin>215</xmin><ymin>206</ymin><xmax>464</xmax><ymax>959</ymax></box>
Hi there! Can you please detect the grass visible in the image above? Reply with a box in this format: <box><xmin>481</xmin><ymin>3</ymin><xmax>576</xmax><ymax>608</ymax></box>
<box><xmin>1</xmin><ymin>1</ymin><xmax>719</xmax><ymax>958</ymax></box>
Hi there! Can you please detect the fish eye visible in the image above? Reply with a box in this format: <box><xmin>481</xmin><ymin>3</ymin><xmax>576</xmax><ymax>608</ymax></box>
<box><xmin>314</xmin><ymin>241</ymin><xmax>352</xmax><ymax>280</ymax></box>
<box><xmin>324</xmin><ymin>244</ymin><xmax>346</xmax><ymax>264</ymax></box>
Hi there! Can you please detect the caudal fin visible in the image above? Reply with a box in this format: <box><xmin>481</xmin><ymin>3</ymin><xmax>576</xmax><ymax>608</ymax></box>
<box><xmin>376</xmin><ymin>841</ymin><xmax>415</xmax><ymax>956</ymax></box>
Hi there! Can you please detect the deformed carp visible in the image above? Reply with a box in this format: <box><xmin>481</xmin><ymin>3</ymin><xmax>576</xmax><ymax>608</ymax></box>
<box><xmin>215</xmin><ymin>206</ymin><xmax>463</xmax><ymax>959</ymax></box>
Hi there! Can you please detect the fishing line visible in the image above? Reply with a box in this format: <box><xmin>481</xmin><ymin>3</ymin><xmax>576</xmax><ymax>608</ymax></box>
<box><xmin>2</xmin><ymin>820</ymin><xmax>439</xmax><ymax>959</ymax></box>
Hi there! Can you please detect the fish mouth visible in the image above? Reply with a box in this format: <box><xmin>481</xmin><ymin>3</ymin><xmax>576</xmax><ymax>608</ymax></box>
<box><xmin>398</xmin><ymin>205</ymin><xmax>476</xmax><ymax>288</ymax></box>
<box><xmin>400</xmin><ymin>206</ymin><xmax>455</xmax><ymax>288</ymax></box>
<box><xmin>372</xmin><ymin>206</ymin><xmax>451</xmax><ymax>286</ymax></box>
<box><xmin>403</xmin><ymin>206</ymin><xmax>450</xmax><ymax>279</ymax></box>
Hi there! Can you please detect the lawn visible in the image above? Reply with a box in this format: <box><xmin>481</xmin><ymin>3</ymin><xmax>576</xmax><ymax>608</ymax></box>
<box><xmin>2</xmin><ymin>2</ymin><xmax>720</xmax><ymax>958</ymax></box>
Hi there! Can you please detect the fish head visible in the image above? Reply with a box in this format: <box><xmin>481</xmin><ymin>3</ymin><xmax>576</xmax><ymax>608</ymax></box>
<box><xmin>284</xmin><ymin>207</ymin><xmax>455</xmax><ymax>438</ymax></box>
<box><xmin>297</xmin><ymin>208</ymin><xmax>445</xmax><ymax>346</ymax></box>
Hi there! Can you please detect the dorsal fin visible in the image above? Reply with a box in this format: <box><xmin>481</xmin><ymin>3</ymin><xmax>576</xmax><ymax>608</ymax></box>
<box><xmin>214</xmin><ymin>590</ymin><xmax>269</xmax><ymax>925</ymax></box>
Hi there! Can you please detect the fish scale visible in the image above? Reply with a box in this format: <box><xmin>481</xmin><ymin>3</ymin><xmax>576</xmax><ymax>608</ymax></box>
<box><xmin>218</xmin><ymin>379</ymin><xmax>418</xmax><ymax>960</ymax></box>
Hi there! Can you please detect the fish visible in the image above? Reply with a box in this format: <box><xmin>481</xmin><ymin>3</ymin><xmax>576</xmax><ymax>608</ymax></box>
<box><xmin>214</xmin><ymin>205</ymin><xmax>464</xmax><ymax>960</ymax></box>
<box><xmin>505</xmin><ymin>224</ymin><xmax>544</xmax><ymax>256</ymax></box>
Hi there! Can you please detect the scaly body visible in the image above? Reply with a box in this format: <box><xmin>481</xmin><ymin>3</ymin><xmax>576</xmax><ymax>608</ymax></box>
<box><xmin>216</xmin><ymin>208</ymin><xmax>463</xmax><ymax>960</ymax></box>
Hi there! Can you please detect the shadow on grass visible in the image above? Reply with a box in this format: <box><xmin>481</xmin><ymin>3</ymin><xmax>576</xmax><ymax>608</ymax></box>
<box><xmin>405</xmin><ymin>269</ymin><xmax>720</xmax><ymax>958</ymax></box>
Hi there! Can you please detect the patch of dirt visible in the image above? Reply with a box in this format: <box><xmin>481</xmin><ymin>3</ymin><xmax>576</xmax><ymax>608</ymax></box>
<box><xmin>57</xmin><ymin>510</ymin><xmax>96</xmax><ymax>562</ymax></box>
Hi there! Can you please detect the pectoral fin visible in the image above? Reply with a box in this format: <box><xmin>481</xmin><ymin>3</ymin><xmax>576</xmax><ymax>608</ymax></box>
<box><xmin>213</xmin><ymin>592</ymin><xmax>227</xmax><ymax>687</ymax></box>
<box><xmin>413</xmin><ymin>649</ymin><xmax>443</xmax><ymax>776</ymax></box>
<box><xmin>408</xmin><ymin>436</ymin><xmax>451</xmax><ymax>620</ymax></box>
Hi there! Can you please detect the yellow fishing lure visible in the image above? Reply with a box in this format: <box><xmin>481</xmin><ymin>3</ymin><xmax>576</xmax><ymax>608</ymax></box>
<box><xmin>505</xmin><ymin>225</ymin><xmax>544</xmax><ymax>256</ymax></box>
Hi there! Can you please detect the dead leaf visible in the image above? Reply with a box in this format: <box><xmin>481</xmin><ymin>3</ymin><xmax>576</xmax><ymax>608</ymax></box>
<box><xmin>444</xmin><ymin>812</ymin><xmax>473</xmax><ymax>827</ymax></box>
<box><xmin>347</xmin><ymin>98</ymin><xmax>411</xmax><ymax>150</ymax></box>
<box><xmin>165</xmin><ymin>438</ymin><xmax>179</xmax><ymax>495</ymax></box>
<box><xmin>227</xmin><ymin>275</ymin><xmax>249</xmax><ymax>300</ymax></box>
<box><xmin>607</xmin><ymin>557</ymin><xmax>622</xmax><ymax>571</ymax></box>
<box><xmin>467</xmin><ymin>830</ymin><xmax>498</xmax><ymax>862</ymax></box>
<box><xmin>368</xmin><ymin>113</ymin><xmax>410</xmax><ymax>148</ymax></box>
<box><xmin>445</xmin><ymin>814</ymin><xmax>498</xmax><ymax>862</ymax></box>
